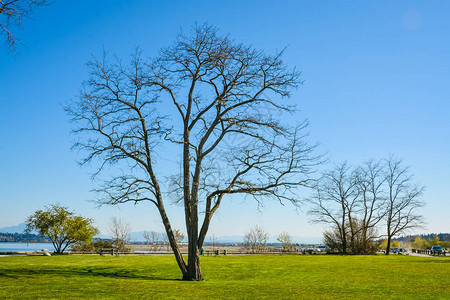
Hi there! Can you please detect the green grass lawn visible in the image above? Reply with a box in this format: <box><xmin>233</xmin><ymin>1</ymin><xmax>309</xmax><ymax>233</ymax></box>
<box><xmin>0</xmin><ymin>254</ymin><xmax>449</xmax><ymax>299</ymax></box>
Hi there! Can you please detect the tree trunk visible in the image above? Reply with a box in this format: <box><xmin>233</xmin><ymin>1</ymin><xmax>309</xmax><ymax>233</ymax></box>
<box><xmin>157</xmin><ymin>205</ymin><xmax>188</xmax><ymax>278</ymax></box>
<box><xmin>341</xmin><ymin>222</ymin><xmax>347</xmax><ymax>255</ymax></box>
<box><xmin>385</xmin><ymin>236</ymin><xmax>391</xmax><ymax>255</ymax></box>
<box><xmin>53</xmin><ymin>239</ymin><xmax>62</xmax><ymax>254</ymax></box>
<box><xmin>341</xmin><ymin>203</ymin><xmax>347</xmax><ymax>255</ymax></box>
<box><xmin>185</xmin><ymin>238</ymin><xmax>202</xmax><ymax>281</ymax></box>
<box><xmin>386</xmin><ymin>217</ymin><xmax>392</xmax><ymax>255</ymax></box>
<box><xmin>342</xmin><ymin>236</ymin><xmax>347</xmax><ymax>254</ymax></box>
<box><xmin>348</xmin><ymin>215</ymin><xmax>355</xmax><ymax>254</ymax></box>
<box><xmin>361</xmin><ymin>223</ymin><xmax>368</xmax><ymax>255</ymax></box>
<box><xmin>185</xmin><ymin>198</ymin><xmax>203</xmax><ymax>281</ymax></box>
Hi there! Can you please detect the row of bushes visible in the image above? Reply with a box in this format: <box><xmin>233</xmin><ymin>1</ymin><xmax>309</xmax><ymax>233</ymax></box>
<box><xmin>71</xmin><ymin>239</ymin><xmax>131</xmax><ymax>253</ymax></box>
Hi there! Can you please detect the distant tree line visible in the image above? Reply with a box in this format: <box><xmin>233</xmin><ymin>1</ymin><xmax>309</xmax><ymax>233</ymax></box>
<box><xmin>397</xmin><ymin>234</ymin><xmax>450</xmax><ymax>249</ymax></box>
<box><xmin>396</xmin><ymin>233</ymin><xmax>450</xmax><ymax>243</ymax></box>
<box><xmin>0</xmin><ymin>232</ymin><xmax>50</xmax><ymax>243</ymax></box>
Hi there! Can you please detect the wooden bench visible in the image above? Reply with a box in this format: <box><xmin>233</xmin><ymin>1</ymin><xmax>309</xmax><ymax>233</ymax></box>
<box><xmin>201</xmin><ymin>249</ymin><xmax>227</xmax><ymax>256</ymax></box>
<box><xmin>100</xmin><ymin>248</ymin><xmax>115</xmax><ymax>256</ymax></box>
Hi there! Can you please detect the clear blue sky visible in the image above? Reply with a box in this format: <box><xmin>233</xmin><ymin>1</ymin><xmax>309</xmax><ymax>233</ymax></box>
<box><xmin>1</xmin><ymin>0</ymin><xmax>449</xmax><ymax>240</ymax></box>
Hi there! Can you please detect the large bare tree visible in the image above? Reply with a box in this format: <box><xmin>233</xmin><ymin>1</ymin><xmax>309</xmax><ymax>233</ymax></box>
<box><xmin>309</xmin><ymin>158</ymin><xmax>425</xmax><ymax>255</ymax></box>
<box><xmin>0</xmin><ymin>0</ymin><xmax>47</xmax><ymax>52</ymax></box>
<box><xmin>308</xmin><ymin>163</ymin><xmax>359</xmax><ymax>254</ymax></box>
<box><xmin>384</xmin><ymin>157</ymin><xmax>424</xmax><ymax>254</ymax></box>
<box><xmin>352</xmin><ymin>160</ymin><xmax>387</xmax><ymax>253</ymax></box>
<box><xmin>67</xmin><ymin>24</ymin><xmax>318</xmax><ymax>280</ymax></box>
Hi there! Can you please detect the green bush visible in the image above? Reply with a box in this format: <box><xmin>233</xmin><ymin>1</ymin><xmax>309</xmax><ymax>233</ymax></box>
<box><xmin>71</xmin><ymin>239</ymin><xmax>114</xmax><ymax>253</ymax></box>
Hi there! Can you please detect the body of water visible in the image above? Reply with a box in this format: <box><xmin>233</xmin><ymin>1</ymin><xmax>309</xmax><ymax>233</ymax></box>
<box><xmin>0</xmin><ymin>242</ymin><xmax>55</xmax><ymax>253</ymax></box>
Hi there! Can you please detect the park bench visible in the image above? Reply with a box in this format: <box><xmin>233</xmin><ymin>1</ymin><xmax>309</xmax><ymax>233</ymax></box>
<box><xmin>100</xmin><ymin>248</ymin><xmax>116</xmax><ymax>256</ymax></box>
<box><xmin>201</xmin><ymin>249</ymin><xmax>227</xmax><ymax>256</ymax></box>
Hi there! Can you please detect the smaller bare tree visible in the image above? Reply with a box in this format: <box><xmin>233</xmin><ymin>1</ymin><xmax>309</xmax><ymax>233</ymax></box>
<box><xmin>277</xmin><ymin>231</ymin><xmax>294</xmax><ymax>252</ymax></box>
<box><xmin>243</xmin><ymin>225</ymin><xmax>269</xmax><ymax>253</ymax></box>
<box><xmin>143</xmin><ymin>230</ymin><xmax>160</xmax><ymax>251</ymax></box>
<box><xmin>143</xmin><ymin>231</ymin><xmax>151</xmax><ymax>250</ymax></box>
<box><xmin>173</xmin><ymin>229</ymin><xmax>185</xmax><ymax>244</ymax></box>
<box><xmin>160</xmin><ymin>232</ymin><xmax>170</xmax><ymax>252</ymax></box>
<box><xmin>310</xmin><ymin>158</ymin><xmax>426</xmax><ymax>255</ymax></box>
<box><xmin>209</xmin><ymin>234</ymin><xmax>218</xmax><ymax>252</ymax></box>
<box><xmin>0</xmin><ymin>0</ymin><xmax>48</xmax><ymax>52</ymax></box>
<box><xmin>151</xmin><ymin>231</ymin><xmax>160</xmax><ymax>251</ymax></box>
<box><xmin>109</xmin><ymin>217</ymin><xmax>131</xmax><ymax>252</ymax></box>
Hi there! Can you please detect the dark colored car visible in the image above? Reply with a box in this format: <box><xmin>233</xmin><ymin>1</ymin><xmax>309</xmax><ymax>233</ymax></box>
<box><xmin>390</xmin><ymin>247</ymin><xmax>400</xmax><ymax>253</ymax></box>
<box><xmin>398</xmin><ymin>248</ymin><xmax>408</xmax><ymax>254</ymax></box>
<box><xmin>431</xmin><ymin>245</ymin><xmax>443</xmax><ymax>253</ymax></box>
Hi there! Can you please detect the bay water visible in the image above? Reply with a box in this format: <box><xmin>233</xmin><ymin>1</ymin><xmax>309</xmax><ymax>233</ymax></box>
<box><xmin>0</xmin><ymin>242</ymin><xmax>55</xmax><ymax>253</ymax></box>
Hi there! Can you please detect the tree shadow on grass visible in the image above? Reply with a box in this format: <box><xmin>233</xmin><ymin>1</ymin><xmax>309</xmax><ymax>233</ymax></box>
<box><xmin>0</xmin><ymin>266</ymin><xmax>182</xmax><ymax>281</ymax></box>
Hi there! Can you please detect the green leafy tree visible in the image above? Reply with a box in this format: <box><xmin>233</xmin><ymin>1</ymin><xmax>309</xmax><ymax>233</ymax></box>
<box><xmin>442</xmin><ymin>240</ymin><xmax>450</xmax><ymax>249</ymax></box>
<box><xmin>391</xmin><ymin>240</ymin><xmax>401</xmax><ymax>248</ymax></box>
<box><xmin>25</xmin><ymin>204</ymin><xmax>98</xmax><ymax>253</ymax></box>
<box><xmin>411</xmin><ymin>236</ymin><xmax>430</xmax><ymax>250</ymax></box>
<box><xmin>379</xmin><ymin>238</ymin><xmax>400</xmax><ymax>250</ymax></box>
<box><xmin>428</xmin><ymin>234</ymin><xmax>442</xmax><ymax>247</ymax></box>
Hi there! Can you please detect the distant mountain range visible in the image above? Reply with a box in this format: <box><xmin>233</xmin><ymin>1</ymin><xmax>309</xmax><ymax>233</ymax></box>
<box><xmin>0</xmin><ymin>223</ymin><xmax>27</xmax><ymax>234</ymax></box>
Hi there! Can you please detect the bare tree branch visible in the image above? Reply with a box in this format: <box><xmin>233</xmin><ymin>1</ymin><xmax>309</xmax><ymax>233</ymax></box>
<box><xmin>0</xmin><ymin>0</ymin><xmax>47</xmax><ymax>53</ymax></box>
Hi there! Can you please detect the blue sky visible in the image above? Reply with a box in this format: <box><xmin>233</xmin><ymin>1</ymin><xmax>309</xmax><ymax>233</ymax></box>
<box><xmin>1</xmin><ymin>0</ymin><xmax>449</xmax><ymax>240</ymax></box>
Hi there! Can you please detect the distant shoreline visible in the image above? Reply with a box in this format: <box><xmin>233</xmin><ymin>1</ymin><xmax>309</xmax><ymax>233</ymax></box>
<box><xmin>0</xmin><ymin>241</ymin><xmax>51</xmax><ymax>243</ymax></box>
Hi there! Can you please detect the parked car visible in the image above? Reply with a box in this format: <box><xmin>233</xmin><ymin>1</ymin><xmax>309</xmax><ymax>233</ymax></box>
<box><xmin>315</xmin><ymin>245</ymin><xmax>327</xmax><ymax>252</ymax></box>
<box><xmin>398</xmin><ymin>248</ymin><xmax>409</xmax><ymax>255</ymax></box>
<box><xmin>390</xmin><ymin>247</ymin><xmax>408</xmax><ymax>254</ymax></box>
<box><xmin>431</xmin><ymin>245</ymin><xmax>444</xmax><ymax>254</ymax></box>
<box><xmin>390</xmin><ymin>247</ymin><xmax>400</xmax><ymax>254</ymax></box>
